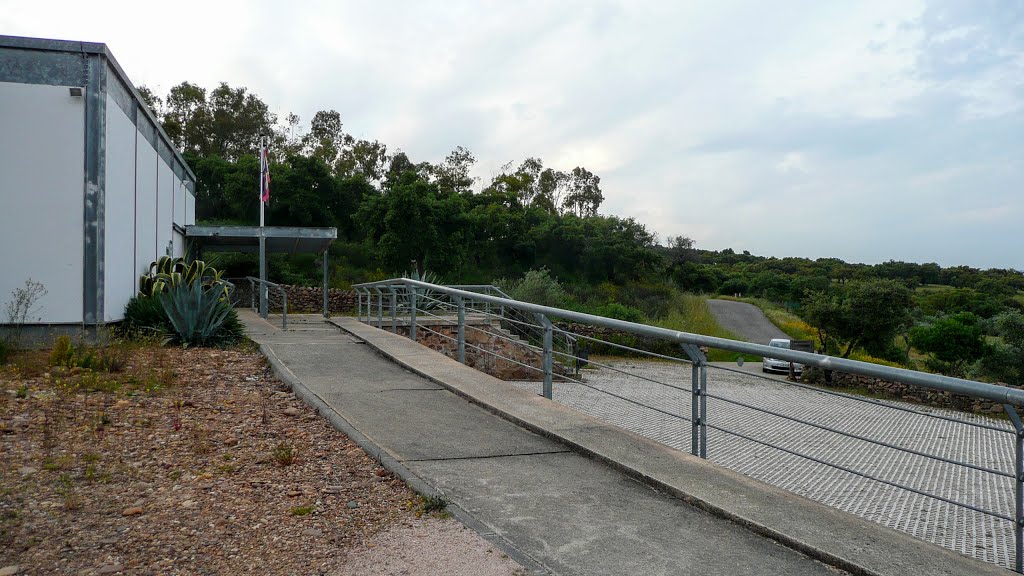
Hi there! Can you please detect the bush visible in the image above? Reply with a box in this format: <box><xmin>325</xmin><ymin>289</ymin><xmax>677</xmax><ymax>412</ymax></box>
<box><xmin>495</xmin><ymin>268</ymin><xmax>567</xmax><ymax>308</ymax></box>
<box><xmin>47</xmin><ymin>335</ymin><xmax>126</xmax><ymax>372</ymax></box>
<box><xmin>133</xmin><ymin>257</ymin><xmax>242</xmax><ymax>347</ymax></box>
<box><xmin>593</xmin><ymin>302</ymin><xmax>646</xmax><ymax>323</ymax></box>
<box><xmin>123</xmin><ymin>295</ymin><xmax>172</xmax><ymax>336</ymax></box>
<box><xmin>160</xmin><ymin>280</ymin><xmax>238</xmax><ymax>347</ymax></box>
<box><xmin>0</xmin><ymin>338</ymin><xmax>9</xmax><ymax>365</ymax></box>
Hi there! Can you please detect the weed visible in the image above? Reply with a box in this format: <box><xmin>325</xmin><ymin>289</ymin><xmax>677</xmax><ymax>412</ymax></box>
<box><xmin>417</xmin><ymin>494</ymin><xmax>449</xmax><ymax>516</ymax></box>
<box><xmin>217</xmin><ymin>464</ymin><xmax>237</xmax><ymax>475</ymax></box>
<box><xmin>41</xmin><ymin>455</ymin><xmax>70</xmax><ymax>471</ymax></box>
<box><xmin>191</xmin><ymin>426</ymin><xmax>212</xmax><ymax>455</ymax></box>
<box><xmin>15</xmin><ymin>384</ymin><xmax>29</xmax><ymax>399</ymax></box>
<box><xmin>171</xmin><ymin>399</ymin><xmax>183</xmax><ymax>431</ymax></box>
<box><xmin>82</xmin><ymin>452</ymin><xmax>101</xmax><ymax>463</ymax></box>
<box><xmin>57</xmin><ymin>473</ymin><xmax>82</xmax><ymax>510</ymax></box>
<box><xmin>79</xmin><ymin>371</ymin><xmax>120</xmax><ymax>394</ymax></box>
<box><xmin>290</xmin><ymin>504</ymin><xmax>315</xmax><ymax>516</ymax></box>
<box><xmin>271</xmin><ymin>443</ymin><xmax>295</xmax><ymax>466</ymax></box>
<box><xmin>5</xmin><ymin>278</ymin><xmax>47</xmax><ymax>348</ymax></box>
<box><xmin>168</xmin><ymin>470</ymin><xmax>183</xmax><ymax>481</ymax></box>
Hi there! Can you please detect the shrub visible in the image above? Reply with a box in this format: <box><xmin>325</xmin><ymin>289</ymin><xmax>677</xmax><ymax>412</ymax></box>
<box><xmin>495</xmin><ymin>268</ymin><xmax>567</xmax><ymax>308</ymax></box>
<box><xmin>593</xmin><ymin>302</ymin><xmax>646</xmax><ymax>323</ymax></box>
<box><xmin>133</xmin><ymin>257</ymin><xmax>241</xmax><ymax>347</ymax></box>
<box><xmin>122</xmin><ymin>295</ymin><xmax>172</xmax><ymax>336</ymax></box>
<box><xmin>48</xmin><ymin>336</ymin><xmax>127</xmax><ymax>372</ymax></box>
<box><xmin>160</xmin><ymin>280</ymin><xmax>237</xmax><ymax>347</ymax></box>
<box><xmin>0</xmin><ymin>338</ymin><xmax>8</xmax><ymax>365</ymax></box>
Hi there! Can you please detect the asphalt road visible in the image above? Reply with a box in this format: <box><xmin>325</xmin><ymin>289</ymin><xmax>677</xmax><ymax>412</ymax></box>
<box><xmin>707</xmin><ymin>299</ymin><xmax>789</xmax><ymax>344</ymax></box>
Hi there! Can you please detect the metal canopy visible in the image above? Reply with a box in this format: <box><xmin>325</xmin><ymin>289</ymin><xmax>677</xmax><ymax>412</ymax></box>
<box><xmin>186</xmin><ymin>225</ymin><xmax>337</xmax><ymax>254</ymax></box>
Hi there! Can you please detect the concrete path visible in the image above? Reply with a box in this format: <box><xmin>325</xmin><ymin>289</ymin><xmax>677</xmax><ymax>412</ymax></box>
<box><xmin>240</xmin><ymin>311</ymin><xmax>1003</xmax><ymax>576</ymax></box>
<box><xmin>707</xmin><ymin>299</ymin><xmax>789</xmax><ymax>343</ymax></box>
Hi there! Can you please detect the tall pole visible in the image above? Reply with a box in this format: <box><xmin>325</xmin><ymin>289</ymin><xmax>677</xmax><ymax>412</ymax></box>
<box><xmin>258</xmin><ymin>137</ymin><xmax>268</xmax><ymax>318</ymax></box>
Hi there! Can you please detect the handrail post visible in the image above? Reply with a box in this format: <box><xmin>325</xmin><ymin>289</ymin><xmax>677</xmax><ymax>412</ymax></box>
<box><xmin>280</xmin><ymin>287</ymin><xmax>288</xmax><ymax>330</ymax></box>
<box><xmin>1006</xmin><ymin>404</ymin><xmax>1024</xmax><ymax>573</ymax></box>
<box><xmin>409</xmin><ymin>287</ymin><xmax>417</xmax><ymax>341</ymax></box>
<box><xmin>389</xmin><ymin>287</ymin><xmax>397</xmax><ymax>332</ymax></box>
<box><xmin>537</xmin><ymin>314</ymin><xmax>553</xmax><ymax>399</ymax></box>
<box><xmin>375</xmin><ymin>288</ymin><xmax>384</xmax><ymax>327</ymax></box>
<box><xmin>455</xmin><ymin>296</ymin><xmax>466</xmax><ymax>364</ymax></box>
<box><xmin>682</xmin><ymin>344</ymin><xmax>708</xmax><ymax>458</ymax></box>
<box><xmin>249</xmin><ymin>278</ymin><xmax>255</xmax><ymax>312</ymax></box>
<box><xmin>357</xmin><ymin>288</ymin><xmax>363</xmax><ymax>323</ymax></box>
<box><xmin>322</xmin><ymin>252</ymin><xmax>329</xmax><ymax>318</ymax></box>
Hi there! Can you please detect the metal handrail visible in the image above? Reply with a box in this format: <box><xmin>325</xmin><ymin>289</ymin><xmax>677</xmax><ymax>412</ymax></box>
<box><xmin>356</xmin><ymin>279</ymin><xmax>1024</xmax><ymax>406</ymax></box>
<box><xmin>246</xmin><ymin>276</ymin><xmax>288</xmax><ymax>330</ymax></box>
<box><xmin>353</xmin><ymin>278</ymin><xmax>1024</xmax><ymax>571</ymax></box>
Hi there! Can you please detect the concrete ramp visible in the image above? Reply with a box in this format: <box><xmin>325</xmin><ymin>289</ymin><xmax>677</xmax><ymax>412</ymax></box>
<box><xmin>240</xmin><ymin>311</ymin><xmax>1003</xmax><ymax>576</ymax></box>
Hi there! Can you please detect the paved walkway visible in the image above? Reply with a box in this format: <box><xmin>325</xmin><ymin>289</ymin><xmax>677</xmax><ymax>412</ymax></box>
<box><xmin>240</xmin><ymin>312</ymin><xmax>1003</xmax><ymax>576</ymax></box>
<box><xmin>513</xmin><ymin>360</ymin><xmax>1015</xmax><ymax>568</ymax></box>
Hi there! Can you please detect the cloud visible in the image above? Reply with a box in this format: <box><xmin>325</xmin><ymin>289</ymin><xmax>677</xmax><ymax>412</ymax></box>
<box><xmin>2</xmin><ymin>0</ymin><xmax>1021</xmax><ymax>269</ymax></box>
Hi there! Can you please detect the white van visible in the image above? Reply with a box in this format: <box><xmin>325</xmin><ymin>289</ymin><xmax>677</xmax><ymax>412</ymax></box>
<box><xmin>762</xmin><ymin>338</ymin><xmax>803</xmax><ymax>374</ymax></box>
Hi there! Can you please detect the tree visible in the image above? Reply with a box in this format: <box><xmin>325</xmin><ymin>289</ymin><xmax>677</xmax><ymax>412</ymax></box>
<box><xmin>136</xmin><ymin>85</ymin><xmax>163</xmax><ymax>117</ymax></box>
<box><xmin>432</xmin><ymin>146</ymin><xmax>476</xmax><ymax>195</ymax></box>
<box><xmin>562</xmin><ymin>166</ymin><xmax>603</xmax><ymax>217</ymax></box>
<box><xmin>801</xmin><ymin>279</ymin><xmax>913</xmax><ymax>358</ymax></box>
<box><xmin>303</xmin><ymin>109</ymin><xmax>347</xmax><ymax>164</ymax></box>
<box><xmin>977</xmin><ymin>310</ymin><xmax>1024</xmax><ymax>385</ymax></box>
<box><xmin>910</xmin><ymin>312</ymin><xmax>987</xmax><ymax>376</ymax></box>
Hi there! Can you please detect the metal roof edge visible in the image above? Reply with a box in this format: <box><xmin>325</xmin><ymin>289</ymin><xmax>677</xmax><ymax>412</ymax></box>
<box><xmin>0</xmin><ymin>34</ymin><xmax>197</xmax><ymax>184</ymax></box>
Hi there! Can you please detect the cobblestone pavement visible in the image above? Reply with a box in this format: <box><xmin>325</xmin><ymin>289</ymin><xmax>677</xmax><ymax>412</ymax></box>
<box><xmin>512</xmin><ymin>360</ymin><xmax>1016</xmax><ymax>569</ymax></box>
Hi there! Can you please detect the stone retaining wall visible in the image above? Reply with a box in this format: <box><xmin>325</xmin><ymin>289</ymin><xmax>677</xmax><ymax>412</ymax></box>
<box><xmin>393</xmin><ymin>322</ymin><xmax>571</xmax><ymax>382</ymax></box>
<box><xmin>802</xmin><ymin>367</ymin><xmax>1016</xmax><ymax>415</ymax></box>
<box><xmin>233</xmin><ymin>284</ymin><xmax>357</xmax><ymax>314</ymax></box>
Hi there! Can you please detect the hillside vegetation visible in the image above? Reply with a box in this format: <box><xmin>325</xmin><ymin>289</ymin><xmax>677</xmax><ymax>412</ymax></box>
<box><xmin>137</xmin><ymin>81</ymin><xmax>1024</xmax><ymax>386</ymax></box>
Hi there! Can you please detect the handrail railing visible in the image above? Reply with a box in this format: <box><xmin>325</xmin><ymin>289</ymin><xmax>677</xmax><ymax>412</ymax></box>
<box><xmin>246</xmin><ymin>276</ymin><xmax>287</xmax><ymax>330</ymax></box>
<box><xmin>352</xmin><ymin>277</ymin><xmax>1024</xmax><ymax>571</ymax></box>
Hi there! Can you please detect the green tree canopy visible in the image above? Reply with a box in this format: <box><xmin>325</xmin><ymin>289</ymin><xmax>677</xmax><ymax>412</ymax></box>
<box><xmin>800</xmin><ymin>279</ymin><xmax>913</xmax><ymax>358</ymax></box>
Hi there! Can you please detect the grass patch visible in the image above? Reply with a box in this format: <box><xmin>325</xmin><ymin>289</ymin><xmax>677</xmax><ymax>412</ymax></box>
<box><xmin>916</xmin><ymin>284</ymin><xmax>955</xmax><ymax>294</ymax></box>
<box><xmin>655</xmin><ymin>294</ymin><xmax>760</xmax><ymax>362</ymax></box>
<box><xmin>290</xmin><ymin>504</ymin><xmax>315</xmax><ymax>516</ymax></box>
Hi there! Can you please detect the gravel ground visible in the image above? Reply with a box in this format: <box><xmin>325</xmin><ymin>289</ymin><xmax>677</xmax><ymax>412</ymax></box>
<box><xmin>0</xmin><ymin>342</ymin><xmax>525</xmax><ymax>575</ymax></box>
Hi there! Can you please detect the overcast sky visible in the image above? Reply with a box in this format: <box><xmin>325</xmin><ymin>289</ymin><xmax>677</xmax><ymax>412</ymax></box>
<box><xmin>3</xmin><ymin>1</ymin><xmax>1022</xmax><ymax>269</ymax></box>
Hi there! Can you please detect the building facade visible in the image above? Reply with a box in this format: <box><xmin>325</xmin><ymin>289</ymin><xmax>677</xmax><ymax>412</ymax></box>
<box><xmin>0</xmin><ymin>35</ymin><xmax>196</xmax><ymax>327</ymax></box>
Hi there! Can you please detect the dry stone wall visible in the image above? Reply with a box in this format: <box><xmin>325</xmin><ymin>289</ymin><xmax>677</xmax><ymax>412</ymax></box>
<box><xmin>232</xmin><ymin>284</ymin><xmax>357</xmax><ymax>314</ymax></box>
<box><xmin>802</xmin><ymin>367</ymin><xmax>1017</xmax><ymax>415</ymax></box>
<box><xmin>393</xmin><ymin>322</ymin><xmax>573</xmax><ymax>382</ymax></box>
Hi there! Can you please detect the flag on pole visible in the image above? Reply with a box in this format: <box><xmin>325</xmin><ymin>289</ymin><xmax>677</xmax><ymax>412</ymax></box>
<box><xmin>260</xmin><ymin>144</ymin><xmax>271</xmax><ymax>204</ymax></box>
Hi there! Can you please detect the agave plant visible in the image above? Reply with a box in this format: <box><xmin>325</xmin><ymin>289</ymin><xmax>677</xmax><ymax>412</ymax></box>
<box><xmin>399</xmin><ymin>268</ymin><xmax>447</xmax><ymax>311</ymax></box>
<box><xmin>158</xmin><ymin>279</ymin><xmax>236</xmax><ymax>346</ymax></box>
<box><xmin>139</xmin><ymin>256</ymin><xmax>227</xmax><ymax>298</ymax></box>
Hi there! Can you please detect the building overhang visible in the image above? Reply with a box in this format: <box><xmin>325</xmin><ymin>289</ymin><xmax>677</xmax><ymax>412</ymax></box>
<box><xmin>185</xmin><ymin>225</ymin><xmax>337</xmax><ymax>255</ymax></box>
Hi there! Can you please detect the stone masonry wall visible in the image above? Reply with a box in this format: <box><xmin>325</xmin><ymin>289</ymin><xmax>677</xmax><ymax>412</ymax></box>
<box><xmin>802</xmin><ymin>367</ymin><xmax>1017</xmax><ymax>416</ymax></box>
<box><xmin>393</xmin><ymin>322</ymin><xmax>571</xmax><ymax>382</ymax></box>
<box><xmin>233</xmin><ymin>284</ymin><xmax>356</xmax><ymax>314</ymax></box>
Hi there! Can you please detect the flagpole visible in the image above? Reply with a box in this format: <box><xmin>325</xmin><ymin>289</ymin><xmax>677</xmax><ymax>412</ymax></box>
<box><xmin>258</xmin><ymin>137</ymin><xmax>268</xmax><ymax>318</ymax></box>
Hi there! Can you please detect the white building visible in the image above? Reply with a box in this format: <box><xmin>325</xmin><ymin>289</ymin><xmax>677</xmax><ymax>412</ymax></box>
<box><xmin>0</xmin><ymin>35</ymin><xmax>196</xmax><ymax>328</ymax></box>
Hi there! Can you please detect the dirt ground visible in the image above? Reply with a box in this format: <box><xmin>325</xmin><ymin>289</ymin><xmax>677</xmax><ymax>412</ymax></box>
<box><xmin>0</xmin><ymin>341</ymin><xmax>526</xmax><ymax>575</ymax></box>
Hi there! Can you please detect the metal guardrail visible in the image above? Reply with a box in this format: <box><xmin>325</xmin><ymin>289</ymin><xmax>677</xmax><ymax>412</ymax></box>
<box><xmin>353</xmin><ymin>278</ymin><xmax>1024</xmax><ymax>571</ymax></box>
<box><xmin>246</xmin><ymin>276</ymin><xmax>287</xmax><ymax>330</ymax></box>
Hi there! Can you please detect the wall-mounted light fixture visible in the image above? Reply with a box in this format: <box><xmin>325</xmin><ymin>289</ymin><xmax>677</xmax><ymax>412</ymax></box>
<box><xmin>69</xmin><ymin>87</ymin><xmax>83</xmax><ymax>97</ymax></box>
